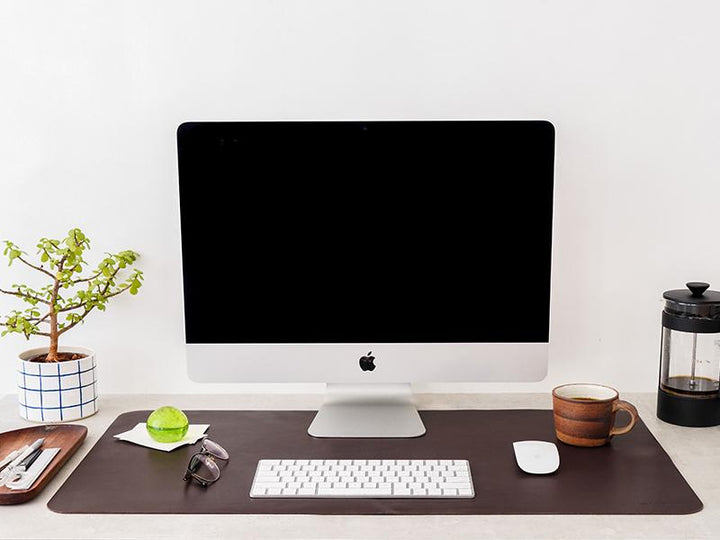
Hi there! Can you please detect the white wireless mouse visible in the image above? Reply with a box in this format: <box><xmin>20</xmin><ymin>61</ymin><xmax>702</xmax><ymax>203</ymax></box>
<box><xmin>512</xmin><ymin>440</ymin><xmax>560</xmax><ymax>474</ymax></box>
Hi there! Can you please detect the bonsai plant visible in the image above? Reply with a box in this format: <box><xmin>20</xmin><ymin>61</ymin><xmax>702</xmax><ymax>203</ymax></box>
<box><xmin>1</xmin><ymin>228</ymin><xmax>143</xmax><ymax>421</ymax></box>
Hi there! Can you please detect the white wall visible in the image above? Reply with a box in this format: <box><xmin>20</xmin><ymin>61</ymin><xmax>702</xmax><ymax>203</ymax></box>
<box><xmin>1</xmin><ymin>1</ymin><xmax>718</xmax><ymax>396</ymax></box>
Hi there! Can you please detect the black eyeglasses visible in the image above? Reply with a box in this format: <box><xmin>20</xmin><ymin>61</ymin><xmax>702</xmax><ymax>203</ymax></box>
<box><xmin>183</xmin><ymin>439</ymin><xmax>230</xmax><ymax>487</ymax></box>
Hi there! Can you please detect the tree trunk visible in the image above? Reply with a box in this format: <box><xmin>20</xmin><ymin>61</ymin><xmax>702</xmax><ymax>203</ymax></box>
<box><xmin>46</xmin><ymin>309</ymin><xmax>59</xmax><ymax>362</ymax></box>
<box><xmin>46</xmin><ymin>273</ymin><xmax>61</xmax><ymax>363</ymax></box>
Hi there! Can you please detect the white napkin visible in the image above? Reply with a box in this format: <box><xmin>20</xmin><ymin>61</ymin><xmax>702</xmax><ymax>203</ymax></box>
<box><xmin>114</xmin><ymin>422</ymin><xmax>210</xmax><ymax>452</ymax></box>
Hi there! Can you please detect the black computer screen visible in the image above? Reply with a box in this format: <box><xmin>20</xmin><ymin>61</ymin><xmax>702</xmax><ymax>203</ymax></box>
<box><xmin>177</xmin><ymin>121</ymin><xmax>554</xmax><ymax>344</ymax></box>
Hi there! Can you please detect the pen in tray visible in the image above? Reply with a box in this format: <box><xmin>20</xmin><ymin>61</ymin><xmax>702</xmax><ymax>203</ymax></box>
<box><xmin>0</xmin><ymin>445</ymin><xmax>28</xmax><ymax>472</ymax></box>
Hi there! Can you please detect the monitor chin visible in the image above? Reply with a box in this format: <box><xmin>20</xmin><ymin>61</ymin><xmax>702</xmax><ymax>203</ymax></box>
<box><xmin>186</xmin><ymin>343</ymin><xmax>549</xmax><ymax>384</ymax></box>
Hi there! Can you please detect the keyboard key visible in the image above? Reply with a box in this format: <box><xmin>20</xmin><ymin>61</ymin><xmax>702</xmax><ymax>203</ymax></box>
<box><xmin>255</xmin><ymin>477</ymin><xmax>282</xmax><ymax>484</ymax></box>
<box><xmin>445</xmin><ymin>476</ymin><xmax>471</xmax><ymax>483</ymax></box>
<box><xmin>318</xmin><ymin>488</ymin><xmax>392</xmax><ymax>497</ymax></box>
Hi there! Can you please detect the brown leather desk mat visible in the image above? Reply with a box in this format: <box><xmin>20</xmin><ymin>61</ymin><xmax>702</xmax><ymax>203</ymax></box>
<box><xmin>48</xmin><ymin>410</ymin><xmax>702</xmax><ymax>515</ymax></box>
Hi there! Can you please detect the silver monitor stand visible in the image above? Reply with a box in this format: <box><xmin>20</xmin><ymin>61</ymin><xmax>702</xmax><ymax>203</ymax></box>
<box><xmin>307</xmin><ymin>383</ymin><xmax>426</xmax><ymax>438</ymax></box>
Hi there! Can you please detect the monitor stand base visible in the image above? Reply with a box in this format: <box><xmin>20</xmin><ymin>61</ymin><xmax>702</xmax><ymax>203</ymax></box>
<box><xmin>308</xmin><ymin>383</ymin><xmax>426</xmax><ymax>438</ymax></box>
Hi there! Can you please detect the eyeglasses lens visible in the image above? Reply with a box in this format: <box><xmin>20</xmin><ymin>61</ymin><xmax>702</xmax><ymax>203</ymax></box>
<box><xmin>185</xmin><ymin>453</ymin><xmax>221</xmax><ymax>486</ymax></box>
<box><xmin>202</xmin><ymin>439</ymin><xmax>229</xmax><ymax>461</ymax></box>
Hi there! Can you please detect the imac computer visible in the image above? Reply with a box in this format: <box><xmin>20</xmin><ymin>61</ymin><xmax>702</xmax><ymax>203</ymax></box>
<box><xmin>177</xmin><ymin>120</ymin><xmax>555</xmax><ymax>438</ymax></box>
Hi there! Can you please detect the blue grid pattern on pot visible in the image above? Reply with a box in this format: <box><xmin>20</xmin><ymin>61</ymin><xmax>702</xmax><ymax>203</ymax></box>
<box><xmin>17</xmin><ymin>358</ymin><xmax>97</xmax><ymax>422</ymax></box>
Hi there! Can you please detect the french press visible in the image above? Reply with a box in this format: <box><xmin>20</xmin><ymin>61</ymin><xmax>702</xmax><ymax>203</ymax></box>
<box><xmin>657</xmin><ymin>282</ymin><xmax>720</xmax><ymax>427</ymax></box>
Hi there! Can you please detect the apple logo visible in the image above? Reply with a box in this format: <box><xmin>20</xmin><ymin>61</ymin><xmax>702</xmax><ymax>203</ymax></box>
<box><xmin>359</xmin><ymin>351</ymin><xmax>376</xmax><ymax>372</ymax></box>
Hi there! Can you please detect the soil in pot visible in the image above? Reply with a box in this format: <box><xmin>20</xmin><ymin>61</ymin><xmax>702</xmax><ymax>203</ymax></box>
<box><xmin>28</xmin><ymin>352</ymin><xmax>88</xmax><ymax>363</ymax></box>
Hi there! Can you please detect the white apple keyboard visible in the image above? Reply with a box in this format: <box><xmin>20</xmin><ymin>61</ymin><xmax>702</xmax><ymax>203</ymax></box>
<box><xmin>249</xmin><ymin>459</ymin><xmax>475</xmax><ymax>498</ymax></box>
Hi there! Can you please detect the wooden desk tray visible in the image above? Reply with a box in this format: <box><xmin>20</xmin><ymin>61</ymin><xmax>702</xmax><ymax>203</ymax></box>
<box><xmin>0</xmin><ymin>424</ymin><xmax>87</xmax><ymax>504</ymax></box>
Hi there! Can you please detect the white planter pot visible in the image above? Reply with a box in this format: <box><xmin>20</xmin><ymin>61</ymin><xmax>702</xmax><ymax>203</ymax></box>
<box><xmin>17</xmin><ymin>346</ymin><xmax>98</xmax><ymax>422</ymax></box>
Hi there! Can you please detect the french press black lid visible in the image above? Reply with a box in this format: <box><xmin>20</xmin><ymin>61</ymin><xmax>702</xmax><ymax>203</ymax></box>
<box><xmin>663</xmin><ymin>281</ymin><xmax>720</xmax><ymax>323</ymax></box>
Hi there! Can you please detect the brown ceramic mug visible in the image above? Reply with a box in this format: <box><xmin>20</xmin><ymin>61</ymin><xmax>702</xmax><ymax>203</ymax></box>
<box><xmin>552</xmin><ymin>383</ymin><xmax>639</xmax><ymax>447</ymax></box>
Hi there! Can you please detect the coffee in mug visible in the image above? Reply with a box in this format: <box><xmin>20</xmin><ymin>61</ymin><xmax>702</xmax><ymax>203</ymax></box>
<box><xmin>552</xmin><ymin>383</ymin><xmax>639</xmax><ymax>447</ymax></box>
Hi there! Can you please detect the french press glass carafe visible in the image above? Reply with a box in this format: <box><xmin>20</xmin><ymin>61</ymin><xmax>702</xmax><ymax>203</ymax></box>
<box><xmin>657</xmin><ymin>282</ymin><xmax>720</xmax><ymax>426</ymax></box>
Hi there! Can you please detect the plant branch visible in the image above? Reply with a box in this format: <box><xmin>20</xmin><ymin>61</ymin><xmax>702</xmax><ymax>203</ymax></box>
<box><xmin>104</xmin><ymin>282</ymin><xmax>133</xmax><ymax>300</ymax></box>
<box><xmin>0</xmin><ymin>287</ymin><xmax>51</xmax><ymax>305</ymax></box>
<box><xmin>100</xmin><ymin>266</ymin><xmax>122</xmax><ymax>295</ymax></box>
<box><xmin>0</xmin><ymin>321</ymin><xmax>48</xmax><ymax>335</ymax></box>
<box><xmin>16</xmin><ymin>256</ymin><xmax>55</xmax><ymax>279</ymax></box>
<box><xmin>56</xmin><ymin>303</ymin><xmax>85</xmax><ymax>313</ymax></box>
<box><xmin>57</xmin><ymin>271</ymin><xmax>132</xmax><ymax>336</ymax></box>
<box><xmin>71</xmin><ymin>270</ymin><xmax>102</xmax><ymax>285</ymax></box>
<box><xmin>57</xmin><ymin>309</ymin><xmax>92</xmax><ymax>336</ymax></box>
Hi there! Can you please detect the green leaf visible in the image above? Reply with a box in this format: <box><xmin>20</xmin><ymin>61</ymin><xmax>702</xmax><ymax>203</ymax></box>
<box><xmin>8</xmin><ymin>249</ymin><xmax>20</xmax><ymax>265</ymax></box>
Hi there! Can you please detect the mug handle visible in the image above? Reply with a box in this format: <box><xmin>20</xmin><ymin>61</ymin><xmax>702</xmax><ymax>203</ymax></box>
<box><xmin>609</xmin><ymin>400</ymin><xmax>639</xmax><ymax>437</ymax></box>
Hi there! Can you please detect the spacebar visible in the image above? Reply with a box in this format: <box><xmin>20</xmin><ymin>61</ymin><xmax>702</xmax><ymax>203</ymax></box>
<box><xmin>317</xmin><ymin>488</ymin><xmax>392</xmax><ymax>497</ymax></box>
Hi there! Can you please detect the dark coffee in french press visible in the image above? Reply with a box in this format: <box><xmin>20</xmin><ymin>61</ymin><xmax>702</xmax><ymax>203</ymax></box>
<box><xmin>657</xmin><ymin>282</ymin><xmax>720</xmax><ymax>427</ymax></box>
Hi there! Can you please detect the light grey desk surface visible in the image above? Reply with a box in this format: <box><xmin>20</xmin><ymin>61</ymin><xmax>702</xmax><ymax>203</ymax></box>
<box><xmin>0</xmin><ymin>392</ymin><xmax>718</xmax><ymax>540</ymax></box>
